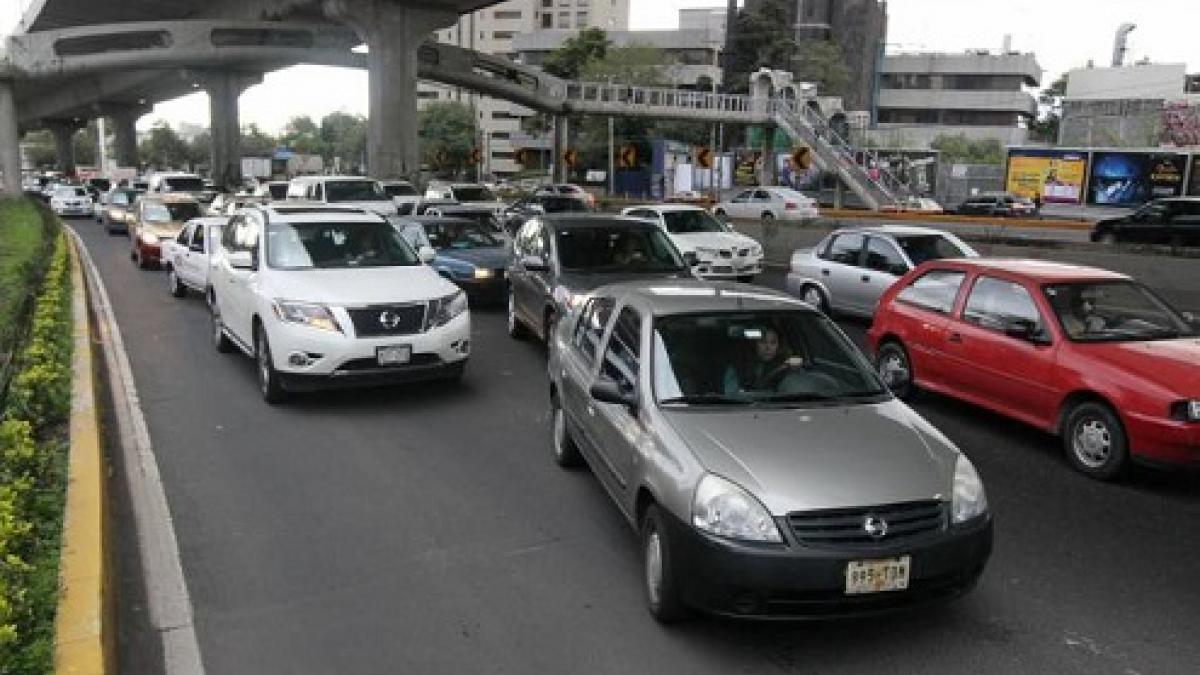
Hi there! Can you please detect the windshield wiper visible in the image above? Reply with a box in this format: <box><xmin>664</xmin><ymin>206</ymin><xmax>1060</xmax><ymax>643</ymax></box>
<box><xmin>659</xmin><ymin>394</ymin><xmax>753</xmax><ymax>406</ymax></box>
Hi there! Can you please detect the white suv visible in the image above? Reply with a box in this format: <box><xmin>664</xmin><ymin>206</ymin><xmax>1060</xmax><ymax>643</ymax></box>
<box><xmin>208</xmin><ymin>204</ymin><xmax>470</xmax><ymax>402</ymax></box>
<box><xmin>286</xmin><ymin>176</ymin><xmax>398</xmax><ymax>217</ymax></box>
<box><xmin>622</xmin><ymin>204</ymin><xmax>764</xmax><ymax>281</ymax></box>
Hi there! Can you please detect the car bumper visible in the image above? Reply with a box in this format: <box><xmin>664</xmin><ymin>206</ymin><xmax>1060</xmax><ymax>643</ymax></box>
<box><xmin>452</xmin><ymin>276</ymin><xmax>507</xmax><ymax>303</ymax></box>
<box><xmin>694</xmin><ymin>259</ymin><xmax>764</xmax><ymax>279</ymax></box>
<box><xmin>266</xmin><ymin>311</ymin><xmax>471</xmax><ymax>387</ymax></box>
<box><xmin>136</xmin><ymin>241</ymin><xmax>163</xmax><ymax>262</ymax></box>
<box><xmin>55</xmin><ymin>206</ymin><xmax>92</xmax><ymax>216</ymax></box>
<box><xmin>664</xmin><ymin>510</ymin><xmax>992</xmax><ymax>619</ymax></box>
<box><xmin>1125</xmin><ymin>412</ymin><xmax>1200</xmax><ymax>467</ymax></box>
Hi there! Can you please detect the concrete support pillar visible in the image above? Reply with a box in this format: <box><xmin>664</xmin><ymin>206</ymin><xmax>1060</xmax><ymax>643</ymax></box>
<box><xmin>759</xmin><ymin>126</ymin><xmax>776</xmax><ymax>186</ymax></box>
<box><xmin>553</xmin><ymin>115</ymin><xmax>569</xmax><ymax>183</ymax></box>
<box><xmin>202</xmin><ymin>71</ymin><xmax>259</xmax><ymax>192</ymax></box>
<box><xmin>0</xmin><ymin>81</ymin><xmax>21</xmax><ymax>196</ymax></box>
<box><xmin>324</xmin><ymin>0</ymin><xmax>457</xmax><ymax>181</ymax></box>
<box><xmin>110</xmin><ymin>109</ymin><xmax>141</xmax><ymax>169</ymax></box>
<box><xmin>47</xmin><ymin>121</ymin><xmax>80</xmax><ymax>177</ymax></box>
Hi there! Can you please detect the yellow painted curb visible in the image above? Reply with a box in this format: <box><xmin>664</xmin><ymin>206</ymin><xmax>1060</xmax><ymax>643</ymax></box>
<box><xmin>53</xmin><ymin>236</ymin><xmax>113</xmax><ymax>674</ymax></box>
<box><xmin>819</xmin><ymin>208</ymin><xmax>1095</xmax><ymax>231</ymax></box>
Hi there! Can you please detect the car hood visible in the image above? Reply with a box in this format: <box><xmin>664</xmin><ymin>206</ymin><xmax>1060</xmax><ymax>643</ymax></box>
<box><xmin>558</xmin><ymin>269</ymin><xmax>693</xmax><ymax>294</ymax></box>
<box><xmin>438</xmin><ymin>246</ymin><xmax>508</xmax><ymax>269</ymax></box>
<box><xmin>1079</xmin><ymin>338</ymin><xmax>1200</xmax><ymax>396</ymax></box>
<box><xmin>144</xmin><ymin>223</ymin><xmax>185</xmax><ymax>239</ymax></box>
<box><xmin>263</xmin><ymin>265</ymin><xmax>459</xmax><ymax>306</ymax></box>
<box><xmin>662</xmin><ymin>400</ymin><xmax>957</xmax><ymax>514</ymax></box>
<box><xmin>670</xmin><ymin>231</ymin><xmax>758</xmax><ymax>253</ymax></box>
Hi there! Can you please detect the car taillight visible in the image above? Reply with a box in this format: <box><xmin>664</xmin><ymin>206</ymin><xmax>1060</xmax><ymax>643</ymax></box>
<box><xmin>785</xmin><ymin>202</ymin><xmax>798</xmax><ymax>210</ymax></box>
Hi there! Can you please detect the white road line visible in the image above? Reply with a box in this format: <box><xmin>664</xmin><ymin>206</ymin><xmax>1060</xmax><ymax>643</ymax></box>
<box><xmin>66</xmin><ymin>226</ymin><xmax>206</xmax><ymax>675</ymax></box>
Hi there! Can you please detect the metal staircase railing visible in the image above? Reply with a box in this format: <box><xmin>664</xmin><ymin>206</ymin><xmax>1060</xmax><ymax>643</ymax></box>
<box><xmin>563</xmin><ymin>81</ymin><xmax>765</xmax><ymax>118</ymax></box>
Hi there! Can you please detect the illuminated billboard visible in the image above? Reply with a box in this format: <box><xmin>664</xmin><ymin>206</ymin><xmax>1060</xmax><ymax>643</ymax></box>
<box><xmin>1005</xmin><ymin>149</ymin><xmax>1088</xmax><ymax>204</ymax></box>
<box><xmin>1088</xmin><ymin>151</ymin><xmax>1188</xmax><ymax>206</ymax></box>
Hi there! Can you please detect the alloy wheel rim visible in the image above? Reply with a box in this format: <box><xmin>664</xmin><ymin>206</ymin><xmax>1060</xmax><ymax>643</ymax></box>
<box><xmin>879</xmin><ymin>352</ymin><xmax>909</xmax><ymax>388</ymax></box>
<box><xmin>552</xmin><ymin>406</ymin><xmax>565</xmax><ymax>459</ymax></box>
<box><xmin>645</xmin><ymin>530</ymin><xmax>663</xmax><ymax>607</ymax></box>
<box><xmin>1073</xmin><ymin>419</ymin><xmax>1112</xmax><ymax>468</ymax></box>
<box><xmin>803</xmin><ymin>287</ymin><xmax>823</xmax><ymax>309</ymax></box>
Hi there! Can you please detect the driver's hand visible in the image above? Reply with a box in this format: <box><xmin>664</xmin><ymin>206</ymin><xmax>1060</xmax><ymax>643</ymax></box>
<box><xmin>785</xmin><ymin>356</ymin><xmax>805</xmax><ymax>368</ymax></box>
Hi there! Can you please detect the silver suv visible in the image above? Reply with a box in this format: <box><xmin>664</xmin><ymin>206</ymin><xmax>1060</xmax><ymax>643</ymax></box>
<box><xmin>548</xmin><ymin>280</ymin><xmax>991</xmax><ymax>620</ymax></box>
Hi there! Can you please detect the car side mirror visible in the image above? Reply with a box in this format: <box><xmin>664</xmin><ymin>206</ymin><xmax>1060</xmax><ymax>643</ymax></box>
<box><xmin>1182</xmin><ymin>311</ymin><xmax>1200</xmax><ymax>328</ymax></box>
<box><xmin>521</xmin><ymin>255</ymin><xmax>549</xmax><ymax>273</ymax></box>
<box><xmin>190</xmin><ymin>242</ymin><xmax>205</xmax><ymax>253</ymax></box>
<box><xmin>228</xmin><ymin>250</ymin><xmax>256</xmax><ymax>271</ymax></box>
<box><xmin>889</xmin><ymin>264</ymin><xmax>909</xmax><ymax>276</ymax></box>
<box><xmin>590</xmin><ymin>378</ymin><xmax>638</xmax><ymax>409</ymax></box>
<box><xmin>1004</xmin><ymin>318</ymin><xmax>1048</xmax><ymax>345</ymax></box>
<box><xmin>683</xmin><ymin>251</ymin><xmax>700</xmax><ymax>267</ymax></box>
<box><xmin>418</xmin><ymin>245</ymin><xmax>438</xmax><ymax>264</ymax></box>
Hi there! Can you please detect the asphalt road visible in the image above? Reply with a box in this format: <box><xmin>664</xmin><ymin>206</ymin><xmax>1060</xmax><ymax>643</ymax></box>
<box><xmin>70</xmin><ymin>218</ymin><xmax>1200</xmax><ymax>675</ymax></box>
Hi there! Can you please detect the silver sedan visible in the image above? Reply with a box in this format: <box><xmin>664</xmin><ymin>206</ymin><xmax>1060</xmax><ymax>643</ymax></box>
<box><xmin>787</xmin><ymin>226</ymin><xmax>977</xmax><ymax>318</ymax></box>
<box><xmin>548</xmin><ymin>280</ymin><xmax>992</xmax><ymax>621</ymax></box>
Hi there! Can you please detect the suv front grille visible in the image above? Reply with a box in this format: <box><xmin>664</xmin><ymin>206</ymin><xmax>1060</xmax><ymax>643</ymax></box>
<box><xmin>786</xmin><ymin>500</ymin><xmax>946</xmax><ymax>548</ymax></box>
<box><xmin>347</xmin><ymin>303</ymin><xmax>427</xmax><ymax>338</ymax></box>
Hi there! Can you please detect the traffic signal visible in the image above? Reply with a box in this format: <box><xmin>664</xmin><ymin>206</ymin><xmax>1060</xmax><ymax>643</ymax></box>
<box><xmin>620</xmin><ymin>145</ymin><xmax>638</xmax><ymax>169</ymax></box>
<box><xmin>695</xmin><ymin>146</ymin><xmax>712</xmax><ymax>169</ymax></box>
<box><xmin>563</xmin><ymin>148</ymin><xmax>578</xmax><ymax>168</ymax></box>
<box><xmin>469</xmin><ymin>147</ymin><xmax>483</xmax><ymax>165</ymax></box>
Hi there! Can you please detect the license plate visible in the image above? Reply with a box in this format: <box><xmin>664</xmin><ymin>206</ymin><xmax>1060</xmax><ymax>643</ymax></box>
<box><xmin>376</xmin><ymin>345</ymin><xmax>411</xmax><ymax>365</ymax></box>
<box><xmin>845</xmin><ymin>555</ymin><xmax>911</xmax><ymax>595</ymax></box>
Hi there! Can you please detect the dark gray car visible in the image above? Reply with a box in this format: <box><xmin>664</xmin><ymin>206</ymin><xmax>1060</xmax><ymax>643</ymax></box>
<box><xmin>506</xmin><ymin>215</ymin><xmax>694</xmax><ymax>343</ymax></box>
<box><xmin>548</xmin><ymin>280</ymin><xmax>992</xmax><ymax>621</ymax></box>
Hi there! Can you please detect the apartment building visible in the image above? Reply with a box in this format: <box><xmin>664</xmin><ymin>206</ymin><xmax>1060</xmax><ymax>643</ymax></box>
<box><xmin>419</xmin><ymin>0</ymin><xmax>630</xmax><ymax>177</ymax></box>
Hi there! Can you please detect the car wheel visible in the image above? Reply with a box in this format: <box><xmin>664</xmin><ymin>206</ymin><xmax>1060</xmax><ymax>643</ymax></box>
<box><xmin>713</xmin><ymin>208</ymin><xmax>727</xmax><ymax>220</ymax></box>
<box><xmin>1098</xmin><ymin>232</ymin><xmax>1117</xmax><ymax>245</ymax></box>
<box><xmin>800</xmin><ymin>284</ymin><xmax>829</xmax><ymax>315</ymax></box>
<box><xmin>550</xmin><ymin>396</ymin><xmax>583</xmax><ymax>468</ymax></box>
<box><xmin>1063</xmin><ymin>402</ymin><xmax>1129</xmax><ymax>480</ymax></box>
<box><xmin>876</xmin><ymin>341</ymin><xmax>916</xmax><ymax>400</ymax></box>
<box><xmin>543</xmin><ymin>310</ymin><xmax>557</xmax><ymax>346</ymax></box>
<box><xmin>255</xmin><ymin>326</ymin><xmax>286</xmax><ymax>404</ymax></box>
<box><xmin>641</xmin><ymin>505</ymin><xmax>689</xmax><ymax>623</ymax></box>
<box><xmin>168</xmin><ymin>267</ymin><xmax>187</xmax><ymax>298</ymax></box>
<box><xmin>761</xmin><ymin>211</ymin><xmax>776</xmax><ymax>223</ymax></box>
<box><xmin>210</xmin><ymin>301</ymin><xmax>234</xmax><ymax>354</ymax></box>
<box><xmin>506</xmin><ymin>288</ymin><xmax>528</xmax><ymax>340</ymax></box>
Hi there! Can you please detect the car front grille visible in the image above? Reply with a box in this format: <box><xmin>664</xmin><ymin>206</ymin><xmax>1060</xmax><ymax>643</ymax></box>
<box><xmin>786</xmin><ymin>500</ymin><xmax>946</xmax><ymax>549</ymax></box>
<box><xmin>346</xmin><ymin>303</ymin><xmax>427</xmax><ymax>338</ymax></box>
<box><xmin>718</xmin><ymin>249</ymin><xmax>733</xmax><ymax>259</ymax></box>
<box><xmin>738</xmin><ymin>248</ymin><xmax>752</xmax><ymax>257</ymax></box>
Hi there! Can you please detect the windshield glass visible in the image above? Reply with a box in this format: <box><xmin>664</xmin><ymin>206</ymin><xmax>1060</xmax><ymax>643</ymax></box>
<box><xmin>452</xmin><ymin>185</ymin><xmax>497</xmax><ymax>202</ymax></box>
<box><xmin>538</xmin><ymin>196</ymin><xmax>589</xmax><ymax>212</ymax></box>
<box><xmin>894</xmin><ymin>234</ymin><xmax>972</xmax><ymax>266</ymax></box>
<box><xmin>266</xmin><ymin>221</ymin><xmax>419</xmax><ymax>269</ymax></box>
<box><xmin>162</xmin><ymin>177</ymin><xmax>204</xmax><ymax>192</ymax></box>
<box><xmin>325</xmin><ymin>180</ymin><xmax>386</xmax><ymax>202</ymax></box>
<box><xmin>1044</xmin><ymin>281</ymin><xmax>1193</xmax><ymax>342</ymax></box>
<box><xmin>55</xmin><ymin>187</ymin><xmax>86</xmax><ymax>198</ymax></box>
<box><xmin>90</xmin><ymin>179</ymin><xmax>111</xmax><ymax>191</ymax></box>
<box><xmin>662</xmin><ymin>210</ymin><xmax>728</xmax><ymax>234</ymax></box>
<box><xmin>557</xmin><ymin>227</ymin><xmax>686</xmax><ymax>272</ymax></box>
<box><xmin>383</xmin><ymin>183</ymin><xmax>417</xmax><ymax>197</ymax></box>
<box><xmin>268</xmin><ymin>184</ymin><xmax>288</xmax><ymax>200</ymax></box>
<box><xmin>654</xmin><ymin>311</ymin><xmax>888</xmax><ymax>406</ymax></box>
<box><xmin>423</xmin><ymin>220</ymin><xmax>502</xmax><ymax>249</ymax></box>
<box><xmin>144</xmin><ymin>202</ymin><xmax>201</xmax><ymax>223</ymax></box>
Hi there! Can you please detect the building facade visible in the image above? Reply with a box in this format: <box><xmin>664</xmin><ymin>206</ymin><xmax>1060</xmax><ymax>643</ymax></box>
<box><xmin>419</xmin><ymin>0</ymin><xmax>631</xmax><ymax>177</ymax></box>
<box><xmin>1060</xmin><ymin>63</ymin><xmax>1200</xmax><ymax>148</ymax></box>
<box><xmin>868</xmin><ymin>50</ymin><xmax>1042</xmax><ymax>149</ymax></box>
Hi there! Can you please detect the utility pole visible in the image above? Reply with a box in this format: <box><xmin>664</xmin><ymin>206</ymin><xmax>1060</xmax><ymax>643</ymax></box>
<box><xmin>608</xmin><ymin>116</ymin><xmax>615</xmax><ymax>197</ymax></box>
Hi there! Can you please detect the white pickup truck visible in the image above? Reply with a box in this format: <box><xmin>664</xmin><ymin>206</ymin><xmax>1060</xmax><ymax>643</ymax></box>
<box><xmin>161</xmin><ymin>217</ymin><xmax>227</xmax><ymax>299</ymax></box>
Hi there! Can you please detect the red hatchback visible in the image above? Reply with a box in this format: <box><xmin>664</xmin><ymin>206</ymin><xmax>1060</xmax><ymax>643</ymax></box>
<box><xmin>866</xmin><ymin>259</ymin><xmax>1200</xmax><ymax>479</ymax></box>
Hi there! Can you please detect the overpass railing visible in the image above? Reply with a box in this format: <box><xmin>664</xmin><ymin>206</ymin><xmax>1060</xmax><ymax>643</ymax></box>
<box><xmin>563</xmin><ymin>81</ymin><xmax>763</xmax><ymax>117</ymax></box>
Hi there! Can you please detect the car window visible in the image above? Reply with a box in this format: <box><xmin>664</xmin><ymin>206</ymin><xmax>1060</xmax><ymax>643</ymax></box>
<box><xmin>864</xmin><ymin>237</ymin><xmax>908</xmax><ymax>274</ymax></box>
<box><xmin>661</xmin><ymin>210</ymin><xmax>727</xmax><ymax>234</ymax></box>
<box><xmin>176</xmin><ymin>227</ymin><xmax>191</xmax><ymax>245</ymax></box>
<box><xmin>823</xmin><ymin>233</ymin><xmax>864</xmax><ymax>266</ymax></box>
<box><xmin>896</xmin><ymin>269</ymin><xmax>966</xmax><ymax>314</ymax></box>
<box><xmin>266</xmin><ymin>221</ymin><xmax>419</xmax><ymax>269</ymax></box>
<box><xmin>112</xmin><ymin>192</ymin><xmax>129</xmax><ymax>206</ymax></box>
<box><xmin>894</xmin><ymin>234</ymin><xmax>971</xmax><ymax>265</ymax></box>
<box><xmin>963</xmin><ymin>276</ymin><xmax>1046</xmax><ymax>337</ymax></box>
<box><xmin>452</xmin><ymin>186</ymin><xmax>497</xmax><ymax>202</ymax></box>
<box><xmin>573</xmin><ymin>297</ymin><xmax>617</xmax><ymax>364</ymax></box>
<box><xmin>732</xmin><ymin>190</ymin><xmax>752</xmax><ymax>203</ymax></box>
<box><xmin>1043</xmin><ymin>281</ymin><xmax>1193</xmax><ymax>342</ymax></box>
<box><xmin>515</xmin><ymin>221</ymin><xmax>538</xmax><ymax>256</ymax></box>
<box><xmin>600</xmin><ymin>307</ymin><xmax>642</xmax><ymax>391</ymax></box>
<box><xmin>556</xmin><ymin>227</ymin><xmax>685</xmax><ymax>272</ymax></box>
<box><xmin>752</xmin><ymin>190</ymin><xmax>771</xmax><ymax>201</ymax></box>
<box><xmin>191</xmin><ymin>225</ymin><xmax>207</xmax><ymax>251</ymax></box>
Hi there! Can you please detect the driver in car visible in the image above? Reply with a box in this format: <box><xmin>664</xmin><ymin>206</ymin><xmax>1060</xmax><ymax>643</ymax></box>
<box><xmin>1056</xmin><ymin>290</ymin><xmax>1105</xmax><ymax>339</ymax></box>
<box><xmin>722</xmin><ymin>327</ymin><xmax>804</xmax><ymax>395</ymax></box>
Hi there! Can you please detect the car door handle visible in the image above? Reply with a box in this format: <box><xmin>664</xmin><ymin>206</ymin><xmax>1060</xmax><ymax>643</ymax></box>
<box><xmin>861</xmin><ymin>275</ymin><xmax>871</xmax><ymax>283</ymax></box>
<box><xmin>948</xmin><ymin>332</ymin><xmax>963</xmax><ymax>344</ymax></box>
<box><xmin>821</xmin><ymin>269</ymin><xmax>830</xmax><ymax>276</ymax></box>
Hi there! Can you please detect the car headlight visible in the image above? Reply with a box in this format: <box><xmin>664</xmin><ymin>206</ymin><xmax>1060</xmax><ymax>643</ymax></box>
<box><xmin>692</xmin><ymin>474</ymin><xmax>783</xmax><ymax>543</ymax></box>
<box><xmin>1169</xmin><ymin>400</ymin><xmax>1200</xmax><ymax>422</ymax></box>
<box><xmin>693</xmin><ymin>246</ymin><xmax>719</xmax><ymax>260</ymax></box>
<box><xmin>427</xmin><ymin>290</ymin><xmax>468</xmax><ymax>329</ymax></box>
<box><xmin>271</xmin><ymin>300</ymin><xmax>342</xmax><ymax>333</ymax></box>
<box><xmin>552</xmin><ymin>285</ymin><xmax>587</xmax><ymax>310</ymax></box>
<box><xmin>473</xmin><ymin>268</ymin><xmax>494</xmax><ymax>280</ymax></box>
<box><xmin>750</xmin><ymin>244</ymin><xmax>763</xmax><ymax>256</ymax></box>
<box><xmin>951</xmin><ymin>455</ymin><xmax>988</xmax><ymax>524</ymax></box>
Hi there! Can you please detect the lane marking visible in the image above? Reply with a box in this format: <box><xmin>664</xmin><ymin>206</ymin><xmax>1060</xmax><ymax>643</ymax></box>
<box><xmin>67</xmin><ymin>226</ymin><xmax>205</xmax><ymax>675</ymax></box>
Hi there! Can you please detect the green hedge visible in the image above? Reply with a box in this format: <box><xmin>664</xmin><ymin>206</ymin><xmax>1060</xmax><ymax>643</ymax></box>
<box><xmin>0</xmin><ymin>200</ymin><xmax>54</xmax><ymax>372</ymax></box>
<box><xmin>0</xmin><ymin>227</ymin><xmax>72</xmax><ymax>675</ymax></box>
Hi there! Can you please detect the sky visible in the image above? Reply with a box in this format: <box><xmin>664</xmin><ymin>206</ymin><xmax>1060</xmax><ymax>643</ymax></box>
<box><xmin>2</xmin><ymin>0</ymin><xmax>1197</xmax><ymax>133</ymax></box>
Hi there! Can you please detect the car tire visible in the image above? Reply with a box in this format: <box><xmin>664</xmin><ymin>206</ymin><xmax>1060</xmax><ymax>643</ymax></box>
<box><xmin>1063</xmin><ymin>402</ymin><xmax>1129</xmax><ymax>480</ymax></box>
<box><xmin>550</xmin><ymin>395</ymin><xmax>583</xmax><ymax>468</ymax></box>
<box><xmin>543</xmin><ymin>310</ymin><xmax>557</xmax><ymax>346</ymax></box>
<box><xmin>875</xmin><ymin>341</ymin><xmax>916</xmax><ymax>401</ymax></box>
<box><xmin>210</xmin><ymin>301</ymin><xmax>234</xmax><ymax>354</ymax></box>
<box><xmin>506</xmin><ymin>288</ymin><xmax>528</xmax><ymax>340</ymax></box>
<box><xmin>761</xmin><ymin>211</ymin><xmax>776</xmax><ymax>223</ymax></box>
<box><xmin>1097</xmin><ymin>232</ymin><xmax>1117</xmax><ymax>245</ymax></box>
<box><xmin>800</xmin><ymin>284</ymin><xmax>830</xmax><ymax>315</ymax></box>
<box><xmin>714</xmin><ymin>208</ymin><xmax>727</xmax><ymax>220</ymax></box>
<box><xmin>168</xmin><ymin>267</ymin><xmax>187</xmax><ymax>298</ymax></box>
<box><xmin>641</xmin><ymin>505</ymin><xmax>689</xmax><ymax>624</ymax></box>
<box><xmin>255</xmin><ymin>326</ymin><xmax>286</xmax><ymax>404</ymax></box>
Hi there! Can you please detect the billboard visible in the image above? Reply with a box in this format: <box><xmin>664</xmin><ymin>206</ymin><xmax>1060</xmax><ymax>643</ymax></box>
<box><xmin>1005</xmin><ymin>149</ymin><xmax>1088</xmax><ymax>204</ymax></box>
<box><xmin>1190</xmin><ymin>155</ymin><xmax>1200</xmax><ymax>197</ymax></box>
<box><xmin>1087</xmin><ymin>151</ymin><xmax>1188</xmax><ymax>206</ymax></box>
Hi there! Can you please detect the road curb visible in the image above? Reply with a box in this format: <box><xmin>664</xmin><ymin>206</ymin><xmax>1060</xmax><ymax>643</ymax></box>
<box><xmin>64</xmin><ymin>226</ymin><xmax>206</xmax><ymax>675</ymax></box>
<box><xmin>818</xmin><ymin>208</ymin><xmax>1094</xmax><ymax>231</ymax></box>
<box><xmin>53</xmin><ymin>231</ymin><xmax>113</xmax><ymax>674</ymax></box>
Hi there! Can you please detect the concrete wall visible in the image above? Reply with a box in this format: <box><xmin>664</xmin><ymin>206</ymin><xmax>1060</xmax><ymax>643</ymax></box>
<box><xmin>882</xmin><ymin>52</ymin><xmax>1042</xmax><ymax>85</ymax></box>
<box><xmin>1059</xmin><ymin>99</ymin><xmax>1164</xmax><ymax>148</ymax></box>
<box><xmin>1065</xmin><ymin>63</ymin><xmax>1189</xmax><ymax>102</ymax></box>
<box><xmin>878</xmin><ymin>89</ymin><xmax>1038</xmax><ymax>117</ymax></box>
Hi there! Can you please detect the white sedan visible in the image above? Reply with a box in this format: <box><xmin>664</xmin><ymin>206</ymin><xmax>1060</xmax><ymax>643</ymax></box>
<box><xmin>713</xmin><ymin>187</ymin><xmax>819</xmax><ymax>222</ymax></box>
<box><xmin>622</xmin><ymin>204</ymin><xmax>764</xmax><ymax>281</ymax></box>
<box><xmin>49</xmin><ymin>186</ymin><xmax>94</xmax><ymax>217</ymax></box>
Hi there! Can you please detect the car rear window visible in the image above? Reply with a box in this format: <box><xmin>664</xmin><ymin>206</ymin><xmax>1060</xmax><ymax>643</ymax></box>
<box><xmin>896</xmin><ymin>269</ymin><xmax>966</xmax><ymax>314</ymax></box>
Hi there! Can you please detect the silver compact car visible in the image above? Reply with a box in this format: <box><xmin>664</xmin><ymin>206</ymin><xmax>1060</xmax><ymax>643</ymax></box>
<box><xmin>548</xmin><ymin>280</ymin><xmax>991</xmax><ymax>621</ymax></box>
<box><xmin>787</xmin><ymin>226</ymin><xmax>977</xmax><ymax>318</ymax></box>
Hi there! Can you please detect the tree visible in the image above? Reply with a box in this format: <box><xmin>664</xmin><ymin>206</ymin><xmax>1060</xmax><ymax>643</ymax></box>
<box><xmin>725</xmin><ymin>0</ymin><xmax>797</xmax><ymax>93</ymax></box>
<box><xmin>241</xmin><ymin>123</ymin><xmax>277</xmax><ymax>157</ymax></box>
<box><xmin>21</xmin><ymin>130</ymin><xmax>57</xmax><ymax>169</ymax></box>
<box><xmin>543</xmin><ymin>27</ymin><xmax>610</xmax><ymax>80</ymax></box>
<box><xmin>930</xmin><ymin>135</ymin><xmax>1004</xmax><ymax>165</ymax></box>
<box><xmin>186</xmin><ymin>131</ymin><xmax>211</xmax><ymax>170</ymax></box>
<box><xmin>280</xmin><ymin>115</ymin><xmax>328</xmax><ymax>156</ymax></box>
<box><xmin>579</xmin><ymin>44</ymin><xmax>666</xmax><ymax>86</ymax></box>
<box><xmin>419</xmin><ymin>102</ymin><xmax>476</xmax><ymax>178</ymax></box>
<box><xmin>791</xmin><ymin>40</ymin><xmax>850</xmax><ymax>99</ymax></box>
<box><xmin>139</xmin><ymin>122</ymin><xmax>190</xmax><ymax>169</ymax></box>
<box><xmin>320</xmin><ymin>112</ymin><xmax>368</xmax><ymax>172</ymax></box>
<box><xmin>1030</xmin><ymin>72</ymin><xmax>1069</xmax><ymax>143</ymax></box>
